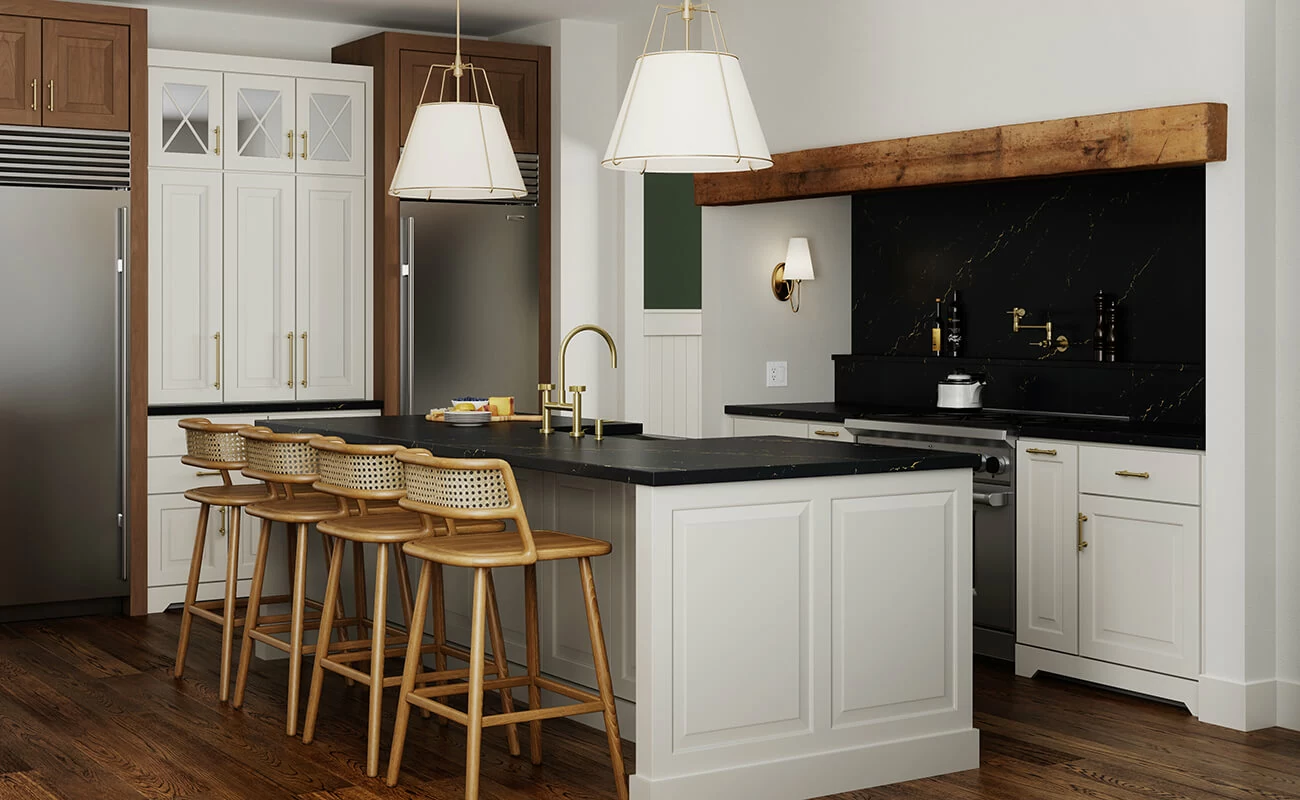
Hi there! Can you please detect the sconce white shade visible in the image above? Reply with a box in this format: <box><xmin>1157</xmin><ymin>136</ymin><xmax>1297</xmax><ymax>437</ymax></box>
<box><xmin>389</xmin><ymin>101</ymin><xmax>526</xmax><ymax>200</ymax></box>
<box><xmin>783</xmin><ymin>237</ymin><xmax>815</xmax><ymax>281</ymax></box>
<box><xmin>603</xmin><ymin>51</ymin><xmax>773</xmax><ymax>174</ymax></box>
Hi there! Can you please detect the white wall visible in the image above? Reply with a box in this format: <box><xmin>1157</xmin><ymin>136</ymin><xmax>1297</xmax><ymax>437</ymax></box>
<box><xmin>133</xmin><ymin>4</ymin><xmax>397</xmax><ymax>61</ymax></box>
<box><xmin>700</xmin><ymin>198</ymin><xmax>851</xmax><ymax>436</ymax></box>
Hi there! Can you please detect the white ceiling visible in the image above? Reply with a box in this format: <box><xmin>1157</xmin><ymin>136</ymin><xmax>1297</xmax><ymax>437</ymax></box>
<box><xmin>137</xmin><ymin>0</ymin><xmax>646</xmax><ymax>36</ymax></box>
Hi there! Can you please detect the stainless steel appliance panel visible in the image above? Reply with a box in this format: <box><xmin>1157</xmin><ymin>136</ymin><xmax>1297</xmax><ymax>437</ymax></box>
<box><xmin>401</xmin><ymin>202</ymin><xmax>539</xmax><ymax>414</ymax></box>
<box><xmin>0</xmin><ymin>186</ymin><xmax>129</xmax><ymax>607</ymax></box>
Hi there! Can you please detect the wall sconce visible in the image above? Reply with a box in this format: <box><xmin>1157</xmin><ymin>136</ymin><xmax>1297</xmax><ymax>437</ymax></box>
<box><xmin>771</xmin><ymin>237</ymin><xmax>815</xmax><ymax>313</ymax></box>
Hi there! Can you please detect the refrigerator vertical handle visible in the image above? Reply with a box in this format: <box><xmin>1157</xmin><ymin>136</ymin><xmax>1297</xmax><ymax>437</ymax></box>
<box><xmin>399</xmin><ymin>216</ymin><xmax>414</xmax><ymax>415</ymax></box>
<box><xmin>115</xmin><ymin>205</ymin><xmax>130</xmax><ymax>582</ymax></box>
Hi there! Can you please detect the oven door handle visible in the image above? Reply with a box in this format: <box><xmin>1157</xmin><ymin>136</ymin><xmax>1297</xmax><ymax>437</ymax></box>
<box><xmin>974</xmin><ymin>491</ymin><xmax>1012</xmax><ymax>508</ymax></box>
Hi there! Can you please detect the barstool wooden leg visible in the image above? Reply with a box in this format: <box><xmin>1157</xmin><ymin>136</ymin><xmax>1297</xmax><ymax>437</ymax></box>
<box><xmin>365</xmin><ymin>543</ymin><xmax>389</xmax><ymax>778</ymax></box>
<box><xmin>484</xmin><ymin>570</ymin><xmax>521</xmax><ymax>757</ymax></box>
<box><xmin>392</xmin><ymin>544</ymin><xmax>430</xmax><ymax>720</ymax></box>
<box><xmin>579</xmin><ymin>557</ymin><xmax>628</xmax><ymax>800</ymax></box>
<box><xmin>302</xmin><ymin>534</ymin><xmax>346</xmax><ymax>745</ymax></box>
<box><xmin>324</xmin><ymin>536</ymin><xmax>355</xmax><ymax>688</ymax></box>
<box><xmin>218</xmin><ymin>507</ymin><xmax>242</xmax><ymax>703</ymax></box>
<box><xmin>353</xmin><ymin>542</ymin><xmax>369</xmax><ymax>637</ymax></box>
<box><xmin>523</xmin><ymin>563</ymin><xmax>544</xmax><ymax>765</ymax></box>
<box><xmin>465</xmin><ymin>567</ymin><xmax>489</xmax><ymax>800</ymax></box>
<box><xmin>386</xmin><ymin>562</ymin><xmax>433</xmax><ymax>787</ymax></box>
<box><xmin>233</xmin><ymin>517</ymin><xmax>273</xmax><ymax>708</ymax></box>
<box><xmin>286</xmin><ymin>522</ymin><xmax>310</xmax><ymax>736</ymax></box>
<box><xmin>174</xmin><ymin>502</ymin><xmax>211</xmax><ymax>679</ymax></box>
<box><xmin>431</xmin><ymin>562</ymin><xmax>449</xmax><ymax>727</ymax></box>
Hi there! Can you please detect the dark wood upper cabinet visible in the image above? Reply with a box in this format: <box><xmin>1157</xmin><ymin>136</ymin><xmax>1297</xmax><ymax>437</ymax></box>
<box><xmin>399</xmin><ymin>48</ymin><xmax>538</xmax><ymax>153</ymax></box>
<box><xmin>42</xmin><ymin>18</ymin><xmax>128</xmax><ymax>130</ymax></box>
<box><xmin>0</xmin><ymin>14</ymin><xmax>42</xmax><ymax>126</ymax></box>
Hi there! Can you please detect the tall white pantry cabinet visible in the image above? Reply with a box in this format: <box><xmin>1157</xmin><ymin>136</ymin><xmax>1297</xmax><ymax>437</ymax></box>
<box><xmin>148</xmin><ymin>50</ymin><xmax>373</xmax><ymax>405</ymax></box>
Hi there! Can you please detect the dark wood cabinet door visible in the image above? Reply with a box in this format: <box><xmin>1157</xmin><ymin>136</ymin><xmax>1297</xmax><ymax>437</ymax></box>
<box><xmin>42</xmin><ymin>19</ymin><xmax>129</xmax><ymax>130</ymax></box>
<box><xmin>399</xmin><ymin>49</ymin><xmax>538</xmax><ymax>153</ymax></box>
<box><xmin>0</xmin><ymin>15</ymin><xmax>41</xmax><ymax>126</ymax></box>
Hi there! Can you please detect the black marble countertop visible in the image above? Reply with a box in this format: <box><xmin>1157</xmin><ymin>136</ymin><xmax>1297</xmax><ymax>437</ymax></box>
<box><xmin>150</xmin><ymin>399</ymin><xmax>385</xmax><ymax>417</ymax></box>
<box><xmin>725</xmin><ymin>403</ymin><xmax>1205</xmax><ymax>451</ymax></box>
<box><xmin>261</xmin><ymin>415</ymin><xmax>979</xmax><ymax>487</ymax></box>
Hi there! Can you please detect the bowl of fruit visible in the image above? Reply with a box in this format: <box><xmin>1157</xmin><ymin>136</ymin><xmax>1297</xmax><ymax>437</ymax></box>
<box><xmin>444</xmin><ymin>397</ymin><xmax>491</xmax><ymax>426</ymax></box>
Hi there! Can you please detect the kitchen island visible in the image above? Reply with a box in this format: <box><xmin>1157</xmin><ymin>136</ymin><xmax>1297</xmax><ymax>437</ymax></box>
<box><xmin>263</xmin><ymin>416</ymin><xmax>980</xmax><ymax>800</ymax></box>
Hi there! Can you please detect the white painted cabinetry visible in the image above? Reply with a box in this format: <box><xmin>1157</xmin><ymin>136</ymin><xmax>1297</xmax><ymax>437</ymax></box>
<box><xmin>728</xmin><ymin>415</ymin><xmax>852</xmax><ymax>442</ymax></box>
<box><xmin>1015</xmin><ymin>438</ymin><xmax>1203</xmax><ymax>711</ymax></box>
<box><xmin>148</xmin><ymin>49</ymin><xmax>373</xmax><ymax>408</ymax></box>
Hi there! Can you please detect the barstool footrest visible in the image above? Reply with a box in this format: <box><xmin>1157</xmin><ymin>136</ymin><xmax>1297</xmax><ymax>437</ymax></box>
<box><xmin>186</xmin><ymin>606</ymin><xmax>245</xmax><ymax>627</ymax></box>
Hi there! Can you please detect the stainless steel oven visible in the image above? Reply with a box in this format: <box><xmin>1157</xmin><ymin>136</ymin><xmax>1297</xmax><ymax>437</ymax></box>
<box><xmin>845</xmin><ymin>419</ymin><xmax>1017</xmax><ymax>661</ymax></box>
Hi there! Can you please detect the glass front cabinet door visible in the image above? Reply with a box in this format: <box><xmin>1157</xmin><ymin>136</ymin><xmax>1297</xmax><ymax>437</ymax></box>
<box><xmin>150</xmin><ymin>68</ymin><xmax>224</xmax><ymax>169</ymax></box>
<box><xmin>296</xmin><ymin>79</ymin><xmax>366</xmax><ymax>176</ymax></box>
<box><xmin>223</xmin><ymin>72</ymin><xmax>297</xmax><ymax>173</ymax></box>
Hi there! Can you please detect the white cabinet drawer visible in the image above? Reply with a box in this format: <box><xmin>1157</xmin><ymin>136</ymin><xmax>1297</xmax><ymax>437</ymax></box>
<box><xmin>729</xmin><ymin>416</ymin><xmax>808</xmax><ymax>438</ymax></box>
<box><xmin>807</xmin><ymin>423</ymin><xmax>851</xmax><ymax>442</ymax></box>
<box><xmin>148</xmin><ymin>454</ymin><xmax>259</xmax><ymax>495</ymax></box>
<box><xmin>1079</xmin><ymin>445</ymin><xmax>1200</xmax><ymax>506</ymax></box>
<box><xmin>148</xmin><ymin>413</ymin><xmax>260</xmax><ymax>458</ymax></box>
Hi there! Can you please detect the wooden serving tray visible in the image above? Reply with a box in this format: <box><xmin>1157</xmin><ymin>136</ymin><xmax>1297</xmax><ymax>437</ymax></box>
<box><xmin>425</xmin><ymin>412</ymin><xmax>544</xmax><ymax>423</ymax></box>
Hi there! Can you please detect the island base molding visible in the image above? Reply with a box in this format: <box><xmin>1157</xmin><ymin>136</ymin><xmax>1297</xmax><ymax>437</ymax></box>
<box><xmin>1015</xmin><ymin>644</ymin><xmax>1200</xmax><ymax>716</ymax></box>
<box><xmin>629</xmin><ymin>729</ymin><xmax>979</xmax><ymax>800</ymax></box>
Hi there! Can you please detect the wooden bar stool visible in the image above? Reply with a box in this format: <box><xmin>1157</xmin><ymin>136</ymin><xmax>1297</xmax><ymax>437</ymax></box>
<box><xmin>173</xmin><ymin>418</ymin><xmax>273</xmax><ymax>702</ymax></box>
<box><xmin>231</xmin><ymin>427</ymin><xmax>359</xmax><ymax>736</ymax></box>
<box><xmin>301</xmin><ymin>437</ymin><xmax>517</xmax><ymax>778</ymax></box>
<box><xmin>385</xmin><ymin>450</ymin><xmax>628</xmax><ymax>800</ymax></box>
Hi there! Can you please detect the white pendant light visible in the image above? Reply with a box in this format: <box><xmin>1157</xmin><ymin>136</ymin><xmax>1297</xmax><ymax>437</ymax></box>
<box><xmin>604</xmin><ymin>0</ymin><xmax>772</xmax><ymax>174</ymax></box>
<box><xmin>389</xmin><ymin>0</ymin><xmax>526</xmax><ymax>200</ymax></box>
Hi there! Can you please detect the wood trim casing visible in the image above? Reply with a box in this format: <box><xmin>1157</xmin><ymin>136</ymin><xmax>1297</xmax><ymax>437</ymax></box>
<box><xmin>0</xmin><ymin>0</ymin><xmax>131</xmax><ymax>24</ymax></box>
<box><xmin>333</xmin><ymin>32</ymin><xmax>552</xmax><ymax>415</ymax></box>
<box><xmin>694</xmin><ymin>102</ymin><xmax>1229</xmax><ymax>206</ymax></box>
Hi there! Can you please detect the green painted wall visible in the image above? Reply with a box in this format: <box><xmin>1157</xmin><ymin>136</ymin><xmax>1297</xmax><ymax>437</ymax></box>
<box><xmin>643</xmin><ymin>173</ymin><xmax>702</xmax><ymax>309</ymax></box>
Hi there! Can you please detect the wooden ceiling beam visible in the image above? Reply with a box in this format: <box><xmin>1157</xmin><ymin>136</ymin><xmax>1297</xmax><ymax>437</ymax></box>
<box><xmin>694</xmin><ymin>102</ymin><xmax>1228</xmax><ymax>206</ymax></box>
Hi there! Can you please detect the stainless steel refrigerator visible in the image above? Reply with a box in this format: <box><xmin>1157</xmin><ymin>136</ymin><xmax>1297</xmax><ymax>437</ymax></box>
<box><xmin>399</xmin><ymin>202</ymin><xmax>540</xmax><ymax>414</ymax></box>
<box><xmin>0</xmin><ymin>184</ymin><xmax>130</xmax><ymax>615</ymax></box>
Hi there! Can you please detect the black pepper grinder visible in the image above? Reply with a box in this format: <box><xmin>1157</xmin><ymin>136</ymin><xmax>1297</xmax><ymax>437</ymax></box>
<box><xmin>1104</xmin><ymin>298</ymin><xmax>1118</xmax><ymax>362</ymax></box>
<box><xmin>945</xmin><ymin>291</ymin><xmax>963</xmax><ymax>357</ymax></box>
<box><xmin>1093</xmin><ymin>291</ymin><xmax>1107</xmax><ymax>362</ymax></box>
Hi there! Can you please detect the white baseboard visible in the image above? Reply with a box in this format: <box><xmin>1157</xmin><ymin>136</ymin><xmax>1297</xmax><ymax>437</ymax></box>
<box><xmin>148</xmin><ymin>580</ymin><xmax>252</xmax><ymax>614</ymax></box>
<box><xmin>1274</xmin><ymin>678</ymin><xmax>1300</xmax><ymax>731</ymax></box>
<box><xmin>628</xmin><ymin>729</ymin><xmax>979</xmax><ymax>800</ymax></box>
<box><xmin>1197</xmin><ymin>674</ymin><xmax>1277</xmax><ymax>731</ymax></box>
<box><xmin>1016</xmin><ymin>644</ymin><xmax>1199</xmax><ymax>715</ymax></box>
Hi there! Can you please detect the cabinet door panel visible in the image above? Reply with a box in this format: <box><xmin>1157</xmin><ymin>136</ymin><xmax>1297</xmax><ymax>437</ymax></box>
<box><xmin>296</xmin><ymin>78</ymin><xmax>365</xmax><ymax>176</ymax></box>
<box><xmin>296</xmin><ymin>176</ymin><xmax>365</xmax><ymax>400</ymax></box>
<box><xmin>149</xmin><ymin>169</ymin><xmax>223</xmax><ymax>404</ymax></box>
<box><xmin>42</xmin><ymin>19</ymin><xmax>129</xmax><ymax>130</ymax></box>
<box><xmin>223</xmin><ymin>173</ymin><xmax>297</xmax><ymax>402</ymax></box>
<box><xmin>0</xmin><ymin>15</ymin><xmax>41</xmax><ymax>126</ymax></box>
<box><xmin>1016</xmin><ymin>441</ymin><xmax>1079</xmax><ymax>654</ymax></box>
<box><xmin>150</xmin><ymin>67</ymin><xmax>223</xmax><ymax>169</ymax></box>
<box><xmin>399</xmin><ymin>50</ymin><xmax>535</xmax><ymax>152</ymax></box>
<box><xmin>148</xmin><ymin>493</ymin><xmax>226</xmax><ymax>588</ymax></box>
<box><xmin>399</xmin><ymin>50</ymin><xmax>472</xmax><ymax>145</ymax></box>
<box><xmin>223</xmin><ymin>73</ymin><xmax>296</xmax><ymax>173</ymax></box>
<box><xmin>1078</xmin><ymin>495</ymin><xmax>1200</xmax><ymax>677</ymax></box>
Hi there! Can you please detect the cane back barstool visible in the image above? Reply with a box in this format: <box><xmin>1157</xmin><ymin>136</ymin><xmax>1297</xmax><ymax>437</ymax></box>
<box><xmin>231</xmin><ymin>427</ymin><xmax>361</xmax><ymax>736</ymax></box>
<box><xmin>386</xmin><ymin>450</ymin><xmax>628</xmax><ymax>800</ymax></box>
<box><xmin>173</xmin><ymin>419</ymin><xmax>273</xmax><ymax>702</ymax></box>
<box><xmin>301</xmin><ymin>438</ymin><xmax>516</xmax><ymax>777</ymax></box>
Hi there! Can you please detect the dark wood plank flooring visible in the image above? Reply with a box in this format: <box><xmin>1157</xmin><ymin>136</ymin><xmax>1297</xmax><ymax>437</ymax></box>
<box><xmin>0</xmin><ymin>613</ymin><xmax>1297</xmax><ymax>799</ymax></box>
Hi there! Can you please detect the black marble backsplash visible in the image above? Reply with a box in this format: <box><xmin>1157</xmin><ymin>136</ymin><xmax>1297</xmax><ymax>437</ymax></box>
<box><xmin>841</xmin><ymin>167</ymin><xmax>1206</xmax><ymax>424</ymax></box>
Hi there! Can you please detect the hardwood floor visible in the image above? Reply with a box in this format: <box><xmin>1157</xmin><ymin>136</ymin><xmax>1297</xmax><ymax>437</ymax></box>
<box><xmin>0</xmin><ymin>613</ymin><xmax>1297</xmax><ymax>799</ymax></box>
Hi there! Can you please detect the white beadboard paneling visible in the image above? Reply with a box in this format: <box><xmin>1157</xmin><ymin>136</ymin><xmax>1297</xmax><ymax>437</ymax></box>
<box><xmin>643</xmin><ymin>310</ymin><xmax>702</xmax><ymax>438</ymax></box>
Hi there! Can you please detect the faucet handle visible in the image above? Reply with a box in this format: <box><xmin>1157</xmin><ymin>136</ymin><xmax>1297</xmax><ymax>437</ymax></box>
<box><xmin>538</xmin><ymin>382</ymin><xmax>555</xmax><ymax>392</ymax></box>
<box><xmin>568</xmin><ymin>385</ymin><xmax>586</xmax><ymax>394</ymax></box>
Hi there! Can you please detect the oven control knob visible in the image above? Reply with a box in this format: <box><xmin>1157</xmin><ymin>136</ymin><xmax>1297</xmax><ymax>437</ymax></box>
<box><xmin>982</xmin><ymin>455</ymin><xmax>1010</xmax><ymax>475</ymax></box>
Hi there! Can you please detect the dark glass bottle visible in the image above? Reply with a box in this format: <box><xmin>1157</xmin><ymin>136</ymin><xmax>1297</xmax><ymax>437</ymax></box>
<box><xmin>930</xmin><ymin>298</ymin><xmax>943</xmax><ymax>355</ymax></box>
<box><xmin>945</xmin><ymin>291</ymin><xmax>963</xmax><ymax>357</ymax></box>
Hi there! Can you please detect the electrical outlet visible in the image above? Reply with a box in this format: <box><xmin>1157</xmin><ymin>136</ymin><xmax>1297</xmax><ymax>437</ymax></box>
<box><xmin>766</xmin><ymin>361</ymin><xmax>788</xmax><ymax>388</ymax></box>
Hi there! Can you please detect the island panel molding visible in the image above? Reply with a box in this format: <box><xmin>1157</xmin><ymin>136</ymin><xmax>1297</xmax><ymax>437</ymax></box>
<box><xmin>694</xmin><ymin>102</ymin><xmax>1228</xmax><ymax>206</ymax></box>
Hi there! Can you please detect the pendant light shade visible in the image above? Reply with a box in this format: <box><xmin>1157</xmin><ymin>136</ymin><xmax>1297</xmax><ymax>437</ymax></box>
<box><xmin>388</xmin><ymin>0</ymin><xmax>526</xmax><ymax>201</ymax></box>
<box><xmin>604</xmin><ymin>2</ymin><xmax>771</xmax><ymax>174</ymax></box>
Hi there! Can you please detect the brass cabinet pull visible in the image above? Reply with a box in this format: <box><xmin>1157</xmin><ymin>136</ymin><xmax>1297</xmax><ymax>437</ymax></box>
<box><xmin>47</xmin><ymin>79</ymin><xmax>54</xmax><ymax>112</ymax></box>
<box><xmin>813</xmin><ymin>429</ymin><xmax>842</xmax><ymax>438</ymax></box>
<box><xmin>287</xmin><ymin>130</ymin><xmax>295</xmax><ymax>159</ymax></box>
<box><xmin>1077</xmin><ymin>513</ymin><xmax>1088</xmax><ymax>551</ymax></box>
<box><xmin>195</xmin><ymin>470</ymin><xmax>221</xmax><ymax>477</ymax></box>
<box><xmin>300</xmin><ymin>331</ymin><xmax>308</xmax><ymax>387</ymax></box>
<box><xmin>300</xmin><ymin>130</ymin><xmax>308</xmax><ymax>159</ymax></box>
<box><xmin>31</xmin><ymin>78</ymin><xmax>38</xmax><ymax>111</ymax></box>
<box><xmin>287</xmin><ymin>331</ymin><xmax>295</xmax><ymax>387</ymax></box>
<box><xmin>214</xmin><ymin>125</ymin><xmax>222</xmax><ymax>156</ymax></box>
<box><xmin>218</xmin><ymin>508</ymin><xmax>227</xmax><ymax>537</ymax></box>
<box><xmin>213</xmin><ymin>332</ymin><xmax>222</xmax><ymax>389</ymax></box>
<box><xmin>1115</xmin><ymin>470</ymin><xmax>1150</xmax><ymax>479</ymax></box>
<box><xmin>1026</xmin><ymin>447</ymin><xmax>1057</xmax><ymax>456</ymax></box>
